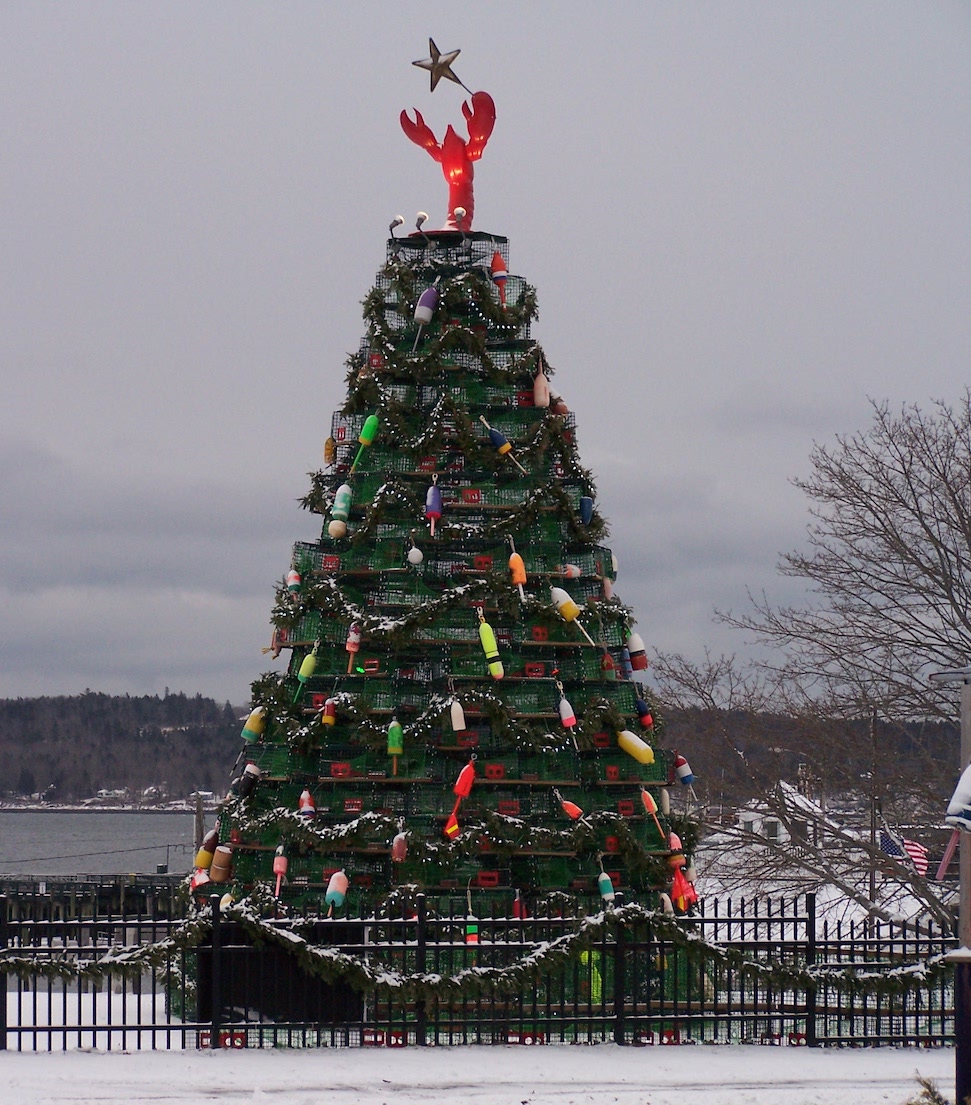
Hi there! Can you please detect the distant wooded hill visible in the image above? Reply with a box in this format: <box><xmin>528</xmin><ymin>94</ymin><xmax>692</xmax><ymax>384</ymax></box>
<box><xmin>0</xmin><ymin>692</ymin><xmax>953</xmax><ymax>815</ymax></box>
<box><xmin>0</xmin><ymin>692</ymin><xmax>242</xmax><ymax>801</ymax></box>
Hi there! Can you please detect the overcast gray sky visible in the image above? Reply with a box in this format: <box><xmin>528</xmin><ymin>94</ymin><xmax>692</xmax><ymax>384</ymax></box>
<box><xmin>2</xmin><ymin>3</ymin><xmax>969</xmax><ymax>705</ymax></box>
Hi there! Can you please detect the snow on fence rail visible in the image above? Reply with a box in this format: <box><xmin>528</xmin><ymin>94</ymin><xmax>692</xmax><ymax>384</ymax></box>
<box><xmin>0</xmin><ymin>890</ymin><xmax>955</xmax><ymax>1051</ymax></box>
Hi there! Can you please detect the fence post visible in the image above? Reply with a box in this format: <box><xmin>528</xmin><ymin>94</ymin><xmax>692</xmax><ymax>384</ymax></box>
<box><xmin>415</xmin><ymin>894</ymin><xmax>427</xmax><ymax>1046</ymax></box>
<box><xmin>209</xmin><ymin>893</ymin><xmax>222</xmax><ymax>1049</ymax></box>
<box><xmin>805</xmin><ymin>893</ymin><xmax>817</xmax><ymax>1047</ymax></box>
<box><xmin>0</xmin><ymin>896</ymin><xmax>7</xmax><ymax>1051</ymax></box>
<box><xmin>612</xmin><ymin>893</ymin><xmax>627</xmax><ymax>1046</ymax></box>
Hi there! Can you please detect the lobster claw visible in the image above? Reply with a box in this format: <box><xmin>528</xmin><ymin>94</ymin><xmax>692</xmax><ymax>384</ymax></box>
<box><xmin>462</xmin><ymin>91</ymin><xmax>496</xmax><ymax>161</ymax></box>
<box><xmin>399</xmin><ymin>108</ymin><xmax>443</xmax><ymax>163</ymax></box>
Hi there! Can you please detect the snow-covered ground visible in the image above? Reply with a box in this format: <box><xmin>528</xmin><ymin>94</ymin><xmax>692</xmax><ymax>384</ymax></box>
<box><xmin>0</xmin><ymin>1043</ymin><xmax>954</xmax><ymax>1105</ymax></box>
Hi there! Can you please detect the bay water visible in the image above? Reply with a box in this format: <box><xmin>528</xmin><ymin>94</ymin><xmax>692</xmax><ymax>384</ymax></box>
<box><xmin>0</xmin><ymin>809</ymin><xmax>198</xmax><ymax>877</ymax></box>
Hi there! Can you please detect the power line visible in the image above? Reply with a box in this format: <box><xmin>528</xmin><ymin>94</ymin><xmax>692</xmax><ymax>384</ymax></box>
<box><xmin>0</xmin><ymin>843</ymin><xmax>191</xmax><ymax>864</ymax></box>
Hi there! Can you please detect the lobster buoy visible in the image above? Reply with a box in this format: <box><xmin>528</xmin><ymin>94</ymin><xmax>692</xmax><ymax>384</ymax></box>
<box><xmin>639</xmin><ymin>787</ymin><xmax>665</xmax><ymax>838</ymax></box>
<box><xmin>598</xmin><ymin>869</ymin><xmax>616</xmax><ymax>903</ymax></box>
<box><xmin>479</xmin><ymin>416</ymin><xmax>527</xmax><ymax>473</ymax></box>
<box><xmin>668</xmin><ymin>831</ymin><xmax>685</xmax><ymax>869</ymax></box>
<box><xmin>627</xmin><ymin>632</ymin><xmax>648</xmax><ymax>671</ymax></box>
<box><xmin>635</xmin><ymin>699</ymin><xmax>654</xmax><ymax>729</ymax></box>
<box><xmin>297</xmin><ymin>650</ymin><xmax>317</xmax><ymax>682</ymax></box>
<box><xmin>391</xmin><ymin>828</ymin><xmax>408</xmax><ymax>863</ymax></box>
<box><xmin>671</xmin><ymin>864</ymin><xmax>698</xmax><ymax>913</ymax></box>
<box><xmin>550</xmin><ymin>586</ymin><xmax>581</xmax><ymax>622</ymax></box>
<box><xmin>345</xmin><ymin>624</ymin><xmax>362</xmax><ymax>672</ymax></box>
<box><xmin>549</xmin><ymin>385</ymin><xmax>569</xmax><ymax>416</ymax></box>
<box><xmin>325</xmin><ymin>869</ymin><xmax>349</xmax><ymax>912</ymax></box>
<box><xmin>387</xmin><ymin>717</ymin><xmax>404</xmax><ymax>757</ymax></box>
<box><xmin>319</xmin><ymin>697</ymin><xmax>337</xmax><ymax>726</ymax></box>
<box><xmin>240</xmin><ymin>706</ymin><xmax>266</xmax><ymax>744</ymax></box>
<box><xmin>558</xmin><ymin>695</ymin><xmax>577</xmax><ymax>729</ymax></box>
<box><xmin>512</xmin><ymin>889</ymin><xmax>528</xmax><ymax>919</ymax></box>
<box><xmin>509</xmin><ymin>552</ymin><xmax>527</xmax><ymax>600</ymax></box>
<box><xmin>297</xmin><ymin>789</ymin><xmax>316</xmax><ymax>821</ymax></box>
<box><xmin>324</xmin><ymin>435</ymin><xmax>337</xmax><ymax>466</ymax></box>
<box><xmin>414</xmin><ymin>284</ymin><xmax>439</xmax><ymax>324</ymax></box>
<box><xmin>286</xmin><ymin>569</ymin><xmax>301</xmax><ymax>595</ymax></box>
<box><xmin>190</xmin><ymin>868</ymin><xmax>211</xmax><ymax>892</ymax></box>
<box><xmin>209</xmin><ymin>845</ymin><xmax>233</xmax><ymax>884</ymax></box>
<box><xmin>558</xmin><ymin>563</ymin><xmax>581</xmax><ymax>579</ymax></box>
<box><xmin>388</xmin><ymin>716</ymin><xmax>404</xmax><ymax>775</ymax></box>
<box><xmin>674</xmin><ymin>754</ymin><xmax>695</xmax><ymax>785</ymax></box>
<box><xmin>349</xmin><ymin>414</ymin><xmax>379</xmax><ymax>473</ymax></box>
<box><xmin>478</xmin><ymin>618</ymin><xmax>504</xmax><ymax>679</ymax></box>
<box><xmin>533</xmin><ymin>363</ymin><xmax>550</xmax><ymax>408</ymax></box>
<box><xmin>273</xmin><ymin>845</ymin><xmax>288</xmax><ymax>897</ymax></box>
<box><xmin>407</xmin><ymin>544</ymin><xmax>424</xmax><ymax>566</ymax></box>
<box><xmin>358</xmin><ymin>414</ymin><xmax>379</xmax><ymax>447</ymax></box>
<box><xmin>328</xmin><ymin>483</ymin><xmax>353</xmax><ymax>539</ymax></box>
<box><xmin>450</xmin><ymin>698</ymin><xmax>466</xmax><ymax>733</ymax></box>
<box><xmin>620</xmin><ymin>647</ymin><xmax>634</xmax><ymax>680</ymax></box>
<box><xmin>579</xmin><ymin>496</ymin><xmax>594</xmax><ymax>526</ymax></box>
<box><xmin>349</xmin><ymin>415</ymin><xmax>379</xmax><ymax>474</ymax></box>
<box><xmin>555</xmin><ymin>789</ymin><xmax>585</xmax><ymax>821</ymax></box>
<box><xmin>617</xmin><ymin>729</ymin><xmax>655</xmax><ymax>765</ymax></box>
<box><xmin>425</xmin><ymin>478</ymin><xmax>443</xmax><ymax>536</ymax></box>
<box><xmin>453</xmin><ymin>760</ymin><xmax>476</xmax><ymax>799</ymax></box>
<box><xmin>490</xmin><ymin>251</ymin><xmax>507</xmax><ymax>306</ymax></box>
<box><xmin>194</xmin><ymin>827</ymin><xmax>220</xmax><ymax>870</ymax></box>
<box><xmin>293</xmin><ymin>650</ymin><xmax>317</xmax><ymax>702</ymax></box>
<box><xmin>233</xmin><ymin>762</ymin><xmax>261</xmax><ymax>799</ymax></box>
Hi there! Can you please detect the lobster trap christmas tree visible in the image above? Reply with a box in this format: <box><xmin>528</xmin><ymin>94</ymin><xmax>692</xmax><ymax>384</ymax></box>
<box><xmin>196</xmin><ymin>42</ymin><xmax>698</xmax><ymax>919</ymax></box>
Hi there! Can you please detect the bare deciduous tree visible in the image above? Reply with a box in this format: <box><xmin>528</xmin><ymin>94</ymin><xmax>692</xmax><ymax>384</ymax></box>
<box><xmin>724</xmin><ymin>395</ymin><xmax>971</xmax><ymax>721</ymax></box>
<box><xmin>652</xmin><ymin>395</ymin><xmax>971</xmax><ymax>928</ymax></box>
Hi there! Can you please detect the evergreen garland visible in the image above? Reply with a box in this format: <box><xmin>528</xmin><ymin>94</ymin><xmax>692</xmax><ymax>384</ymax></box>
<box><xmin>1</xmin><ymin>898</ymin><xmax>950</xmax><ymax>1002</ymax></box>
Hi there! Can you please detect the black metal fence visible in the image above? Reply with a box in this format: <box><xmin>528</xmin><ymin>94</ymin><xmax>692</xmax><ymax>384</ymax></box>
<box><xmin>0</xmin><ymin>890</ymin><xmax>954</xmax><ymax>1050</ymax></box>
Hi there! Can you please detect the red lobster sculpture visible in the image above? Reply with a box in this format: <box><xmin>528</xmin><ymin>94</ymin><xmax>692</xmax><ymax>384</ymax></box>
<box><xmin>400</xmin><ymin>91</ymin><xmax>496</xmax><ymax>230</ymax></box>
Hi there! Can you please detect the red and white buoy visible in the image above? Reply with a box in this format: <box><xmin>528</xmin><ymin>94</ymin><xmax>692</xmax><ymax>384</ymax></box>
<box><xmin>490</xmin><ymin>251</ymin><xmax>507</xmax><ymax>306</ymax></box>
<box><xmin>425</xmin><ymin>476</ymin><xmax>443</xmax><ymax>536</ymax></box>
<box><xmin>627</xmin><ymin>631</ymin><xmax>648</xmax><ymax>670</ymax></box>
<box><xmin>297</xmin><ymin>789</ymin><xmax>316</xmax><ymax>821</ymax></box>
<box><xmin>345</xmin><ymin>623</ymin><xmax>362</xmax><ymax>673</ymax></box>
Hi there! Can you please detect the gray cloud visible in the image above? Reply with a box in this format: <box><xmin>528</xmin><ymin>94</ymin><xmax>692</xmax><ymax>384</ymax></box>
<box><xmin>2</xmin><ymin>4</ymin><xmax>969</xmax><ymax>703</ymax></box>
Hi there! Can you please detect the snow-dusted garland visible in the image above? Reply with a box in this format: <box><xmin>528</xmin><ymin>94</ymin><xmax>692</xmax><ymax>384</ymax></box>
<box><xmin>0</xmin><ymin>895</ymin><xmax>950</xmax><ymax>999</ymax></box>
<box><xmin>219</xmin><ymin>799</ymin><xmax>683</xmax><ymax>877</ymax></box>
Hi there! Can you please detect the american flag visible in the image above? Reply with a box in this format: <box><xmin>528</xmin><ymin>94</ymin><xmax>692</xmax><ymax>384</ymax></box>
<box><xmin>879</xmin><ymin>829</ymin><xmax>929</xmax><ymax>877</ymax></box>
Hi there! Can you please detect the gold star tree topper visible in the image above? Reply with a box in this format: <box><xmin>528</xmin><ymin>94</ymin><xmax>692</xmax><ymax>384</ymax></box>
<box><xmin>412</xmin><ymin>38</ymin><xmax>472</xmax><ymax>94</ymax></box>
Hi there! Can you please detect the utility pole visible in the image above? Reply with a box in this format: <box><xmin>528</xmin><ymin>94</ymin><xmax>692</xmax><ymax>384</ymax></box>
<box><xmin>868</xmin><ymin>708</ymin><xmax>877</xmax><ymax>932</ymax></box>
<box><xmin>929</xmin><ymin>666</ymin><xmax>971</xmax><ymax>1105</ymax></box>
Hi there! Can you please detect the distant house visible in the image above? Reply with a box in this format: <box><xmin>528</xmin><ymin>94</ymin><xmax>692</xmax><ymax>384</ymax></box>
<box><xmin>94</xmin><ymin>788</ymin><xmax>130</xmax><ymax>805</ymax></box>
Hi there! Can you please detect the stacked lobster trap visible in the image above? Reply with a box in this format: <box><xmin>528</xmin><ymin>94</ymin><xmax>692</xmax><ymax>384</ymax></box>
<box><xmin>196</xmin><ymin>228</ymin><xmax>697</xmax><ymax>920</ymax></box>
